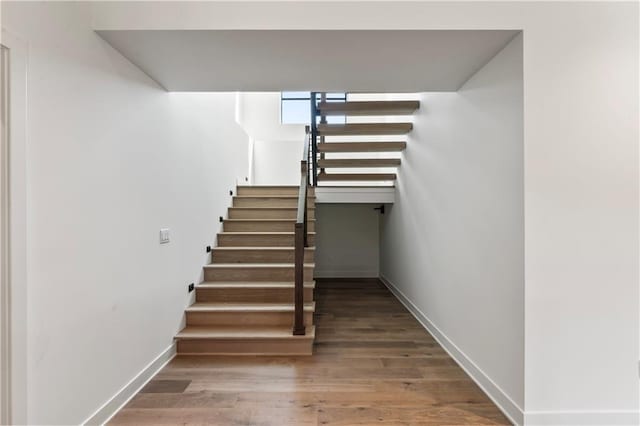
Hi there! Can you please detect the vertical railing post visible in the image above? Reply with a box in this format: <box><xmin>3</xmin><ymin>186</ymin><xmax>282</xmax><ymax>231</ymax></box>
<box><xmin>304</xmin><ymin>124</ymin><xmax>311</xmax><ymax>185</ymax></box>
<box><xmin>293</xmin><ymin>223</ymin><xmax>306</xmax><ymax>335</ymax></box>
<box><xmin>303</xmin><ymin>194</ymin><xmax>308</xmax><ymax>248</ymax></box>
<box><xmin>319</xmin><ymin>93</ymin><xmax>327</xmax><ymax>175</ymax></box>
<box><xmin>310</xmin><ymin>92</ymin><xmax>318</xmax><ymax>187</ymax></box>
<box><xmin>293</xmin><ymin>132</ymin><xmax>309</xmax><ymax>336</ymax></box>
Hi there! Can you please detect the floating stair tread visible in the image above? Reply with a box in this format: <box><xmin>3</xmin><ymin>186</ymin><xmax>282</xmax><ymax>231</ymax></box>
<box><xmin>318</xmin><ymin>173</ymin><xmax>397</xmax><ymax>181</ymax></box>
<box><xmin>318</xmin><ymin>101</ymin><xmax>420</xmax><ymax>116</ymax></box>
<box><xmin>176</xmin><ymin>325</ymin><xmax>316</xmax><ymax>340</ymax></box>
<box><xmin>317</xmin><ymin>123</ymin><xmax>413</xmax><ymax>135</ymax></box>
<box><xmin>317</xmin><ymin>142</ymin><xmax>406</xmax><ymax>153</ymax></box>
<box><xmin>186</xmin><ymin>302</ymin><xmax>315</xmax><ymax>312</ymax></box>
<box><xmin>197</xmin><ymin>281</ymin><xmax>315</xmax><ymax>289</ymax></box>
<box><xmin>318</xmin><ymin>158</ymin><xmax>401</xmax><ymax>168</ymax></box>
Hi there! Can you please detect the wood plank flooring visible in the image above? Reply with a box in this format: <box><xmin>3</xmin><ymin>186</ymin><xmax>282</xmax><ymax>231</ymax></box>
<box><xmin>109</xmin><ymin>279</ymin><xmax>510</xmax><ymax>425</ymax></box>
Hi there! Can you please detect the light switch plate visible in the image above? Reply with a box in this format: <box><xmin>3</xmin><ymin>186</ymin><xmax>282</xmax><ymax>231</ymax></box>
<box><xmin>159</xmin><ymin>228</ymin><xmax>170</xmax><ymax>244</ymax></box>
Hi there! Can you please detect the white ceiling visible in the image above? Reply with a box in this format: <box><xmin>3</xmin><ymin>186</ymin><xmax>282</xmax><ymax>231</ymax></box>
<box><xmin>96</xmin><ymin>30</ymin><xmax>519</xmax><ymax>92</ymax></box>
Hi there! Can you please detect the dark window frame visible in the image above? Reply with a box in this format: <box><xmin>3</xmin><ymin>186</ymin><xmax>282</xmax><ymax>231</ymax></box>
<box><xmin>280</xmin><ymin>92</ymin><xmax>347</xmax><ymax>124</ymax></box>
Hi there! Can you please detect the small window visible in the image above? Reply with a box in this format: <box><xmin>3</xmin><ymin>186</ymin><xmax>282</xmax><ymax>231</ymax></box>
<box><xmin>281</xmin><ymin>92</ymin><xmax>347</xmax><ymax>124</ymax></box>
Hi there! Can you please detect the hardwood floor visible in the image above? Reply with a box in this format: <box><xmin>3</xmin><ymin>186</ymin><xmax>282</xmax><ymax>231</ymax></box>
<box><xmin>109</xmin><ymin>279</ymin><xmax>510</xmax><ymax>425</ymax></box>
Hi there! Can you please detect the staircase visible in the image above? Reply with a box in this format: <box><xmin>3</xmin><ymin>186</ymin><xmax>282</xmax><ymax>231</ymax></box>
<box><xmin>312</xmin><ymin>97</ymin><xmax>420</xmax><ymax>185</ymax></box>
<box><xmin>174</xmin><ymin>94</ymin><xmax>417</xmax><ymax>355</ymax></box>
<box><xmin>175</xmin><ymin>185</ymin><xmax>316</xmax><ymax>355</ymax></box>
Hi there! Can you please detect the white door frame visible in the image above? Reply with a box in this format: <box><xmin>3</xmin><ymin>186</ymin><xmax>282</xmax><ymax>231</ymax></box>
<box><xmin>0</xmin><ymin>41</ymin><xmax>9</xmax><ymax>426</ymax></box>
<box><xmin>0</xmin><ymin>28</ymin><xmax>28</xmax><ymax>425</ymax></box>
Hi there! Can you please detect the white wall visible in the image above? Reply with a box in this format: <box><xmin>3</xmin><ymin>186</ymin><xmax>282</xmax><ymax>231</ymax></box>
<box><xmin>1</xmin><ymin>2</ymin><xmax>249</xmax><ymax>424</ymax></box>
<box><xmin>315</xmin><ymin>204</ymin><xmax>379</xmax><ymax>278</ymax></box>
<box><xmin>519</xmin><ymin>7</ymin><xmax>638</xmax><ymax>423</ymax></box>
<box><xmin>4</xmin><ymin>2</ymin><xmax>639</xmax><ymax>425</ymax></box>
<box><xmin>236</xmin><ymin>92</ymin><xmax>305</xmax><ymax>185</ymax></box>
<box><xmin>381</xmin><ymin>34</ymin><xmax>524</xmax><ymax>421</ymax></box>
<box><xmin>0</xmin><ymin>27</ymin><xmax>28</xmax><ymax>425</ymax></box>
<box><xmin>90</xmin><ymin>2</ymin><xmax>638</xmax><ymax>423</ymax></box>
<box><xmin>237</xmin><ymin>92</ymin><xmax>304</xmax><ymax>143</ymax></box>
<box><xmin>252</xmin><ymin>139</ymin><xmax>302</xmax><ymax>185</ymax></box>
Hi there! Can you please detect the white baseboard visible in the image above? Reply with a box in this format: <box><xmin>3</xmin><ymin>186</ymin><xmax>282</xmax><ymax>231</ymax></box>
<box><xmin>525</xmin><ymin>410</ymin><xmax>640</xmax><ymax>426</ymax></box>
<box><xmin>314</xmin><ymin>270</ymin><xmax>379</xmax><ymax>278</ymax></box>
<box><xmin>379</xmin><ymin>275</ymin><xmax>524</xmax><ymax>426</ymax></box>
<box><xmin>82</xmin><ymin>342</ymin><xmax>176</xmax><ymax>425</ymax></box>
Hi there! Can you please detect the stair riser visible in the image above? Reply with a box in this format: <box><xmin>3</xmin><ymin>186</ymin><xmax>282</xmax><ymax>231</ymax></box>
<box><xmin>228</xmin><ymin>208</ymin><xmax>315</xmax><ymax>220</ymax></box>
<box><xmin>186</xmin><ymin>311</ymin><xmax>314</xmax><ymax>326</ymax></box>
<box><xmin>233</xmin><ymin>198</ymin><xmax>315</xmax><ymax>208</ymax></box>
<box><xmin>218</xmin><ymin>234</ymin><xmax>315</xmax><ymax>247</ymax></box>
<box><xmin>204</xmin><ymin>266</ymin><xmax>314</xmax><ymax>282</ymax></box>
<box><xmin>223</xmin><ymin>221</ymin><xmax>315</xmax><ymax>232</ymax></box>
<box><xmin>196</xmin><ymin>287</ymin><xmax>314</xmax><ymax>303</ymax></box>
<box><xmin>177</xmin><ymin>338</ymin><xmax>313</xmax><ymax>355</ymax></box>
<box><xmin>212</xmin><ymin>248</ymin><xmax>315</xmax><ymax>263</ymax></box>
<box><xmin>237</xmin><ymin>187</ymin><xmax>316</xmax><ymax>197</ymax></box>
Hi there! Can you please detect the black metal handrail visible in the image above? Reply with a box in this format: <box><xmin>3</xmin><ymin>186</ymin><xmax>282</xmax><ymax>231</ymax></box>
<box><xmin>309</xmin><ymin>92</ymin><xmax>332</xmax><ymax>186</ymax></box>
<box><xmin>310</xmin><ymin>92</ymin><xmax>319</xmax><ymax>187</ymax></box>
<box><xmin>293</xmin><ymin>128</ymin><xmax>311</xmax><ymax>335</ymax></box>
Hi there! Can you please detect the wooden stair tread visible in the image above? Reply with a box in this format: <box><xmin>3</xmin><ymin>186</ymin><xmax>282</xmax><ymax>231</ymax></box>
<box><xmin>236</xmin><ymin>186</ymin><xmax>315</xmax><ymax>197</ymax></box>
<box><xmin>318</xmin><ymin>100</ymin><xmax>419</xmax><ymax>116</ymax></box>
<box><xmin>227</xmin><ymin>208</ymin><xmax>316</xmax><ymax>220</ymax></box>
<box><xmin>317</xmin><ymin>142</ymin><xmax>406</xmax><ymax>153</ymax></box>
<box><xmin>177</xmin><ymin>184</ymin><xmax>316</xmax><ymax>355</ymax></box>
<box><xmin>234</xmin><ymin>195</ymin><xmax>315</xmax><ymax>199</ymax></box>
<box><xmin>232</xmin><ymin>196</ymin><xmax>314</xmax><ymax>207</ymax></box>
<box><xmin>318</xmin><ymin>173</ymin><xmax>397</xmax><ymax>181</ymax></box>
<box><xmin>176</xmin><ymin>325</ymin><xmax>315</xmax><ymax>340</ymax></box>
<box><xmin>318</xmin><ymin>158</ymin><xmax>401</xmax><ymax>168</ymax></box>
<box><xmin>216</xmin><ymin>233</ymin><xmax>316</xmax><ymax>248</ymax></box>
<box><xmin>218</xmin><ymin>232</ymin><xmax>316</xmax><ymax>236</ymax></box>
<box><xmin>317</xmin><ymin>123</ymin><xmax>412</xmax><ymax>135</ymax></box>
<box><xmin>204</xmin><ymin>263</ymin><xmax>315</xmax><ymax>268</ymax></box>
<box><xmin>224</xmin><ymin>219</ymin><xmax>316</xmax><ymax>222</ymax></box>
<box><xmin>318</xmin><ymin>185</ymin><xmax>397</xmax><ymax>188</ymax></box>
<box><xmin>197</xmin><ymin>281</ymin><xmax>315</xmax><ymax>288</ymax></box>
<box><xmin>228</xmin><ymin>207</ymin><xmax>315</xmax><ymax>210</ymax></box>
<box><xmin>222</xmin><ymin>219</ymin><xmax>316</xmax><ymax>232</ymax></box>
<box><xmin>186</xmin><ymin>302</ymin><xmax>315</xmax><ymax>312</ymax></box>
<box><xmin>237</xmin><ymin>185</ymin><xmax>304</xmax><ymax>188</ymax></box>
<box><xmin>212</xmin><ymin>246</ymin><xmax>315</xmax><ymax>250</ymax></box>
